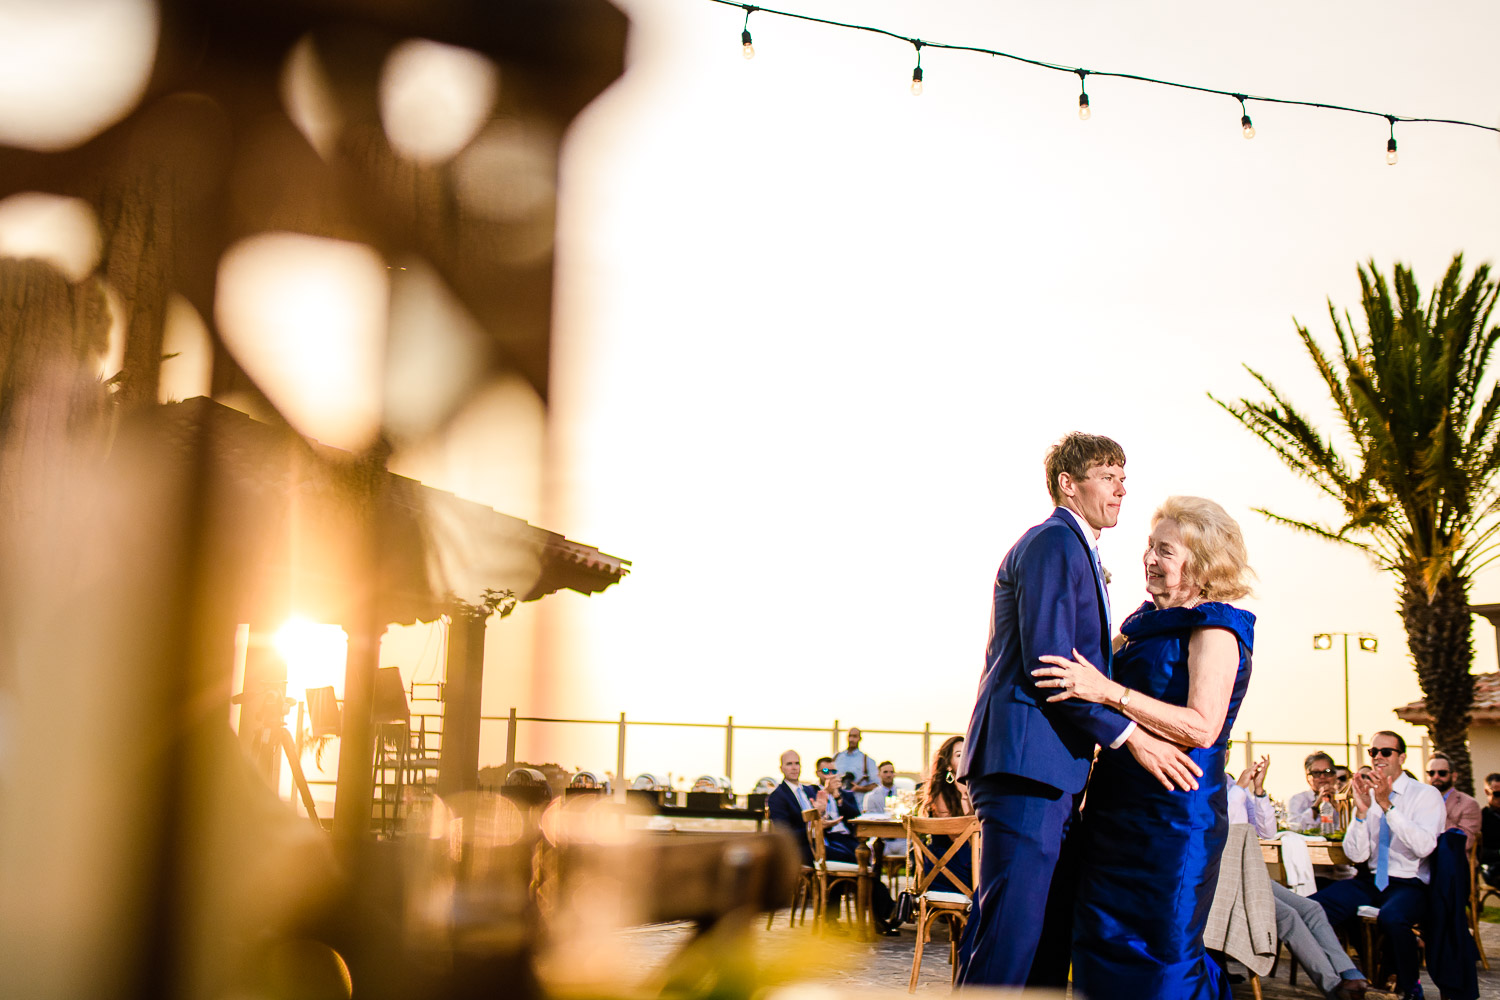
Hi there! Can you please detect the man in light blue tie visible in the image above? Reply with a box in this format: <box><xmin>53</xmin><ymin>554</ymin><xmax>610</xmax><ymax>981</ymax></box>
<box><xmin>1311</xmin><ymin>730</ymin><xmax>1446</xmax><ymax>1000</ymax></box>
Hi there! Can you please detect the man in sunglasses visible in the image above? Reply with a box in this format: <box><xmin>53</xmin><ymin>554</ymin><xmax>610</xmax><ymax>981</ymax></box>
<box><xmin>1289</xmin><ymin>751</ymin><xmax>1342</xmax><ymax>833</ymax></box>
<box><xmin>1310</xmin><ymin>731</ymin><xmax>1445</xmax><ymax>1000</ymax></box>
<box><xmin>1424</xmin><ymin>753</ymin><xmax>1480</xmax><ymax>849</ymax></box>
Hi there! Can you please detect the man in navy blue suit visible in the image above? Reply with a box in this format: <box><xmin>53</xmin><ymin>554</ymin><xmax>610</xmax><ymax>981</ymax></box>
<box><xmin>955</xmin><ymin>432</ymin><xmax>1204</xmax><ymax>988</ymax></box>
<box><xmin>768</xmin><ymin>749</ymin><xmax>858</xmax><ymax>864</ymax></box>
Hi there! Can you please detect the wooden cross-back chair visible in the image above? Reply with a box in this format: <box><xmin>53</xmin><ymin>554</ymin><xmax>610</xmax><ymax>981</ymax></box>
<box><xmin>903</xmin><ymin>814</ymin><xmax>980</xmax><ymax>991</ymax></box>
<box><xmin>804</xmin><ymin>807</ymin><xmax>864</xmax><ymax>933</ymax></box>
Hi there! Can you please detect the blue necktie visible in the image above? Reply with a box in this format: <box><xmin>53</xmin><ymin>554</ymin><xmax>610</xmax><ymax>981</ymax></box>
<box><xmin>1374</xmin><ymin>809</ymin><xmax>1393</xmax><ymax>890</ymax></box>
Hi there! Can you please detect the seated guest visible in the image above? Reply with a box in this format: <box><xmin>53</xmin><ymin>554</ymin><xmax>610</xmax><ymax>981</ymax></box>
<box><xmin>1311</xmin><ymin>731</ymin><xmax>1445</xmax><ymax>1000</ymax></box>
<box><xmin>1290</xmin><ymin>751</ymin><xmax>1343</xmax><ymax>831</ymax></box>
<box><xmin>833</xmin><ymin>727</ymin><xmax>880</xmax><ymax>796</ymax></box>
<box><xmin>1227</xmin><ymin>755</ymin><xmax>1275</xmax><ymax>837</ymax></box>
<box><xmin>1425</xmin><ymin>753</ymin><xmax>1480</xmax><ymax>847</ymax></box>
<box><xmin>1334</xmin><ymin>764</ymin><xmax>1352</xmax><ymax>794</ymax></box>
<box><xmin>1231</xmin><ymin>756</ymin><xmax>1370</xmax><ymax>999</ymax></box>
<box><xmin>768</xmin><ymin>750</ymin><xmax>850</xmax><ymax>864</ymax></box>
<box><xmin>813</xmin><ymin>755</ymin><xmax>862</xmax><ymax>852</ymax></box>
<box><xmin>813</xmin><ymin>754</ymin><xmax>897</xmax><ymax>928</ymax></box>
<box><xmin>862</xmin><ymin>760</ymin><xmax>900</xmax><ymax>813</ymax></box>
<box><xmin>862</xmin><ymin>760</ymin><xmax>908</xmax><ymax>864</ymax></box>
<box><xmin>1481</xmin><ymin>773</ymin><xmax>1500</xmax><ymax>887</ymax></box>
<box><xmin>917</xmin><ymin>736</ymin><xmax>973</xmax><ymax>895</ymax></box>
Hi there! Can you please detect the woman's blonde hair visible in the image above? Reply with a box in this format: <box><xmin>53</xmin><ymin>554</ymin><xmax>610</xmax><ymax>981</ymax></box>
<box><xmin>1153</xmin><ymin>496</ymin><xmax>1255</xmax><ymax>602</ymax></box>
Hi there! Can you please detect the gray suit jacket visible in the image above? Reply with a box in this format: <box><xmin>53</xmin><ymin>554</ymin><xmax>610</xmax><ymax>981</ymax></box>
<box><xmin>1204</xmin><ymin>823</ymin><xmax>1278</xmax><ymax>976</ymax></box>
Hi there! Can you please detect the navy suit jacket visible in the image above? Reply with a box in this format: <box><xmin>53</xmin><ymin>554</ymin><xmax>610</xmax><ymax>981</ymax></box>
<box><xmin>959</xmin><ymin>507</ymin><xmax>1132</xmax><ymax>795</ymax></box>
<box><xmin>769</xmin><ymin>781</ymin><xmax>820</xmax><ymax>863</ymax></box>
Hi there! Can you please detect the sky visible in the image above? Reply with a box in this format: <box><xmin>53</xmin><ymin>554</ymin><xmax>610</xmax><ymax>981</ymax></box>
<box><xmin>331</xmin><ymin>0</ymin><xmax>1500</xmax><ymax>804</ymax></box>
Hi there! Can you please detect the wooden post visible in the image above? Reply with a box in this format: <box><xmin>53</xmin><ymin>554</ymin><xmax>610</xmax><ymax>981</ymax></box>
<box><xmin>505</xmin><ymin>707</ymin><xmax>517</xmax><ymax>767</ymax></box>
<box><xmin>923</xmin><ymin>723</ymin><xmax>932</xmax><ymax>772</ymax></box>
<box><xmin>436</xmin><ymin>602</ymin><xmax>488</xmax><ymax>798</ymax></box>
<box><xmin>832</xmin><ymin>719</ymin><xmax>840</xmax><ymax>756</ymax></box>
<box><xmin>616</xmin><ymin>712</ymin><xmax>627</xmax><ymax>791</ymax></box>
<box><xmin>332</xmin><ymin>622</ymin><xmax>382</xmax><ymax>845</ymax></box>
<box><xmin>724</xmin><ymin>715</ymin><xmax>734</xmax><ymax>780</ymax></box>
<box><xmin>1244</xmin><ymin>731</ymin><xmax>1253</xmax><ymax>771</ymax></box>
<box><xmin>1356</xmin><ymin>734</ymin><xmax>1365</xmax><ymax>764</ymax></box>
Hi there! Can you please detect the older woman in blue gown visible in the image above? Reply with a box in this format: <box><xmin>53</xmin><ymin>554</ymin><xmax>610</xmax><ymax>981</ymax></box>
<box><xmin>1033</xmin><ymin>496</ymin><xmax>1256</xmax><ymax>1000</ymax></box>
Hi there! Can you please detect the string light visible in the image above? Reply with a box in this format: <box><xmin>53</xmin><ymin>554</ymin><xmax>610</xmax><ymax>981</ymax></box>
<box><xmin>741</xmin><ymin>6</ymin><xmax>756</xmax><ymax>59</ymax></box>
<box><xmin>707</xmin><ymin>0</ymin><xmax>1500</xmax><ymax>162</ymax></box>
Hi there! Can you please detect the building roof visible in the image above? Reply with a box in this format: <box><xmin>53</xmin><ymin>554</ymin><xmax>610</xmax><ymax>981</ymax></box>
<box><xmin>1394</xmin><ymin>671</ymin><xmax>1500</xmax><ymax>726</ymax></box>
<box><xmin>147</xmin><ymin>396</ymin><xmax>629</xmax><ymax>626</ymax></box>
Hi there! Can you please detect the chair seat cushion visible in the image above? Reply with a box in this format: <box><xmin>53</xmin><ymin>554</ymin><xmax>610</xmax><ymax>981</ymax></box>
<box><xmin>823</xmin><ymin>861</ymin><xmax>862</xmax><ymax>873</ymax></box>
<box><xmin>921</xmin><ymin>890</ymin><xmax>971</xmax><ymax>906</ymax></box>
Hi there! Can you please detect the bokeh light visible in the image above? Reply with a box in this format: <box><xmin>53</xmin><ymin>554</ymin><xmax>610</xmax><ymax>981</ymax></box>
<box><xmin>379</xmin><ymin>38</ymin><xmax>499</xmax><ymax>164</ymax></box>
<box><xmin>215</xmin><ymin>232</ymin><xmax>388</xmax><ymax>454</ymax></box>
<box><xmin>0</xmin><ymin>0</ymin><xmax>158</xmax><ymax>151</ymax></box>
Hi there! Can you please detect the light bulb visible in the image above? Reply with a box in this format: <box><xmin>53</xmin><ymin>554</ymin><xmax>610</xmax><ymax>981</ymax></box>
<box><xmin>1386</xmin><ymin>137</ymin><xmax>1398</xmax><ymax>165</ymax></box>
<box><xmin>1241</xmin><ymin>114</ymin><xmax>1255</xmax><ymax>139</ymax></box>
<box><xmin>741</xmin><ymin>29</ymin><xmax>754</xmax><ymax>60</ymax></box>
<box><xmin>1078</xmin><ymin>93</ymin><xmax>1091</xmax><ymax>120</ymax></box>
<box><xmin>910</xmin><ymin>66</ymin><xmax>923</xmax><ymax>97</ymax></box>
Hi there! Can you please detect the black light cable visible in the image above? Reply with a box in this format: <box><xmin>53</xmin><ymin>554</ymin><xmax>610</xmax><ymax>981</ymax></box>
<box><xmin>711</xmin><ymin>0</ymin><xmax>1499</xmax><ymax>162</ymax></box>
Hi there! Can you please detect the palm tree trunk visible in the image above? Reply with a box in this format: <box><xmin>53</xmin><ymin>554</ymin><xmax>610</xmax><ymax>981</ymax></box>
<box><xmin>1402</xmin><ymin>572</ymin><xmax>1476</xmax><ymax>793</ymax></box>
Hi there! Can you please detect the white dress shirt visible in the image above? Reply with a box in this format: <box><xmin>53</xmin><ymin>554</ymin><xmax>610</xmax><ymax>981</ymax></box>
<box><xmin>1058</xmin><ymin>505</ymin><xmax>1136</xmax><ymax>751</ymax></box>
<box><xmin>1227</xmin><ymin>781</ymin><xmax>1276</xmax><ymax>838</ymax></box>
<box><xmin>1343</xmin><ymin>772</ymin><xmax>1446</xmax><ymax>883</ymax></box>
<box><xmin>785</xmin><ymin>779</ymin><xmax>811</xmax><ymax>812</ymax></box>
<box><xmin>1288</xmin><ymin>789</ymin><xmax>1346</xmax><ymax>832</ymax></box>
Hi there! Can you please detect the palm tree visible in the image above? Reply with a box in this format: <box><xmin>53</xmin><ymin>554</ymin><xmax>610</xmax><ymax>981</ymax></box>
<box><xmin>1212</xmin><ymin>254</ymin><xmax>1500</xmax><ymax>792</ymax></box>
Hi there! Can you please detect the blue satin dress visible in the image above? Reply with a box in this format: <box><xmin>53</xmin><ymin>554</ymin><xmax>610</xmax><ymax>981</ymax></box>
<box><xmin>1071</xmin><ymin>601</ymin><xmax>1255</xmax><ymax>1000</ymax></box>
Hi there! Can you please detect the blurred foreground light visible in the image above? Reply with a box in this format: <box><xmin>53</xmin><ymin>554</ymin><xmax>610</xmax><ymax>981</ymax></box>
<box><xmin>454</xmin><ymin>119</ymin><xmax>556</xmax><ymax>224</ymax></box>
<box><xmin>0</xmin><ymin>0</ymin><xmax>158</xmax><ymax>151</ymax></box>
<box><xmin>0</xmin><ymin>193</ymin><xmax>101</xmax><ymax>281</ymax></box>
<box><xmin>157</xmin><ymin>294</ymin><xmax>213</xmax><ymax>403</ymax></box>
<box><xmin>384</xmin><ymin>258</ymin><xmax>494</xmax><ymax>440</ymax></box>
<box><xmin>281</xmin><ymin>35</ymin><xmax>342</xmax><ymax>160</ymax></box>
<box><xmin>273</xmin><ymin>619</ymin><xmax>349</xmax><ymax>697</ymax></box>
<box><xmin>380</xmin><ymin>38</ymin><xmax>499</xmax><ymax>163</ymax></box>
<box><xmin>216</xmin><ymin>233</ymin><xmax>388</xmax><ymax>454</ymax></box>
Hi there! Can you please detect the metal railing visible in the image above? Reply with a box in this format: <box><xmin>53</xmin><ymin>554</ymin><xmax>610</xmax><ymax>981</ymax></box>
<box><xmin>490</xmin><ymin>710</ymin><xmax>964</xmax><ymax>785</ymax></box>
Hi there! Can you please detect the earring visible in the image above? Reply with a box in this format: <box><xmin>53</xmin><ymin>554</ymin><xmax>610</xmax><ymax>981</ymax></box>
<box><xmin>945</xmin><ymin>770</ymin><xmax>955</xmax><ymax>784</ymax></box>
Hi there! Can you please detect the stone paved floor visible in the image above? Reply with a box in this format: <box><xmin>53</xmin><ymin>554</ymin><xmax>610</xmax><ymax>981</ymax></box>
<box><xmin>601</xmin><ymin>910</ymin><xmax>1500</xmax><ymax>999</ymax></box>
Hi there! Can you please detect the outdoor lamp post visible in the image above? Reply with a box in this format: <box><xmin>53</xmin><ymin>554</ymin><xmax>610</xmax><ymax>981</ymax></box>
<box><xmin>1313</xmin><ymin>632</ymin><xmax>1378</xmax><ymax>766</ymax></box>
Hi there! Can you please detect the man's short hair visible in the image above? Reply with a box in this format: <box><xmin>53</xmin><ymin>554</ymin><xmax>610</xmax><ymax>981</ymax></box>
<box><xmin>814</xmin><ymin>756</ymin><xmax>834</xmax><ymax>768</ymax></box>
<box><xmin>1372</xmin><ymin>730</ymin><xmax>1407</xmax><ymax>754</ymax></box>
<box><xmin>1487</xmin><ymin>772</ymin><xmax>1500</xmax><ymax>785</ymax></box>
<box><xmin>1044</xmin><ymin>432</ymin><xmax>1126</xmax><ymax>505</ymax></box>
<box><xmin>1303</xmin><ymin>751</ymin><xmax>1335</xmax><ymax>772</ymax></box>
<box><xmin>1429</xmin><ymin>753</ymin><xmax>1451</xmax><ymax>767</ymax></box>
<box><xmin>878</xmin><ymin>760</ymin><xmax>893</xmax><ymax>769</ymax></box>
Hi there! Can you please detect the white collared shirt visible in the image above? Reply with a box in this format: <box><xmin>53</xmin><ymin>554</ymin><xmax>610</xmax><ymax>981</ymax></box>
<box><xmin>1227</xmin><ymin>781</ymin><xmax>1276</xmax><ymax>838</ymax></box>
<box><xmin>1343</xmin><ymin>771</ymin><xmax>1446</xmax><ymax>883</ymax></box>
<box><xmin>1057</xmin><ymin>505</ymin><xmax>1135</xmax><ymax>750</ymax></box>
<box><xmin>784</xmin><ymin>779</ymin><xmax>811</xmax><ymax>812</ymax></box>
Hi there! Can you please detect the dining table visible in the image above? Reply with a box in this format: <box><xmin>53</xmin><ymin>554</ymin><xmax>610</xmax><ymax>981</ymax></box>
<box><xmin>1259</xmin><ymin>835</ymin><xmax>1351</xmax><ymax>885</ymax></box>
<box><xmin>850</xmin><ymin>813</ymin><xmax>908</xmax><ymax>940</ymax></box>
